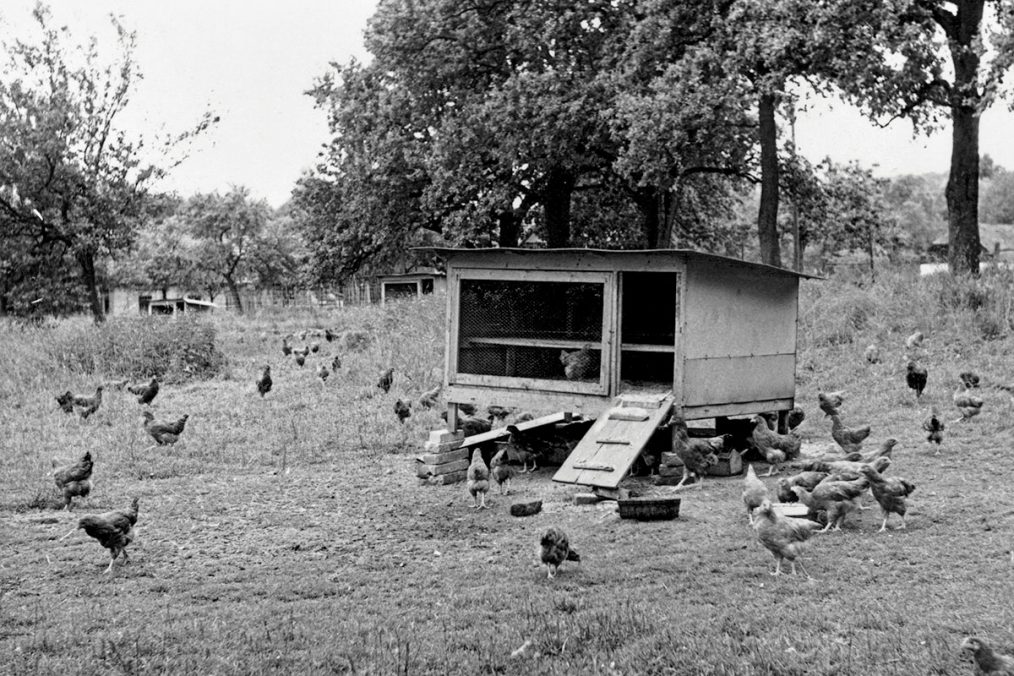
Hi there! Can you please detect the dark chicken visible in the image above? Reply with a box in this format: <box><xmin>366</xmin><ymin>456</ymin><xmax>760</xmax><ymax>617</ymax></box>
<box><xmin>70</xmin><ymin>497</ymin><xmax>139</xmax><ymax>574</ymax></box>
<box><xmin>52</xmin><ymin>451</ymin><xmax>93</xmax><ymax>510</ymax></box>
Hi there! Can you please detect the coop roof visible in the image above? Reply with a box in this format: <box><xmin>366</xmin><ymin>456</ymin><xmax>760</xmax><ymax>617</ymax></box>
<box><xmin>420</xmin><ymin>247</ymin><xmax>822</xmax><ymax>279</ymax></box>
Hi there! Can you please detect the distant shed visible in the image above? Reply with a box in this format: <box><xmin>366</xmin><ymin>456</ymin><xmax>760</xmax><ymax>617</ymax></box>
<box><xmin>377</xmin><ymin>271</ymin><xmax>446</xmax><ymax>305</ymax></box>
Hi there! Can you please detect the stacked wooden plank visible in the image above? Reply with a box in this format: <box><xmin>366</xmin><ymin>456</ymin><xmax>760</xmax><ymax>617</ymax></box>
<box><xmin>415</xmin><ymin>430</ymin><xmax>468</xmax><ymax>485</ymax></box>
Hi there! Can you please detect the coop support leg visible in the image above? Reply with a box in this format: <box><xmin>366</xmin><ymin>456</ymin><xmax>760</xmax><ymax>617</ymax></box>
<box><xmin>445</xmin><ymin>404</ymin><xmax>459</xmax><ymax>433</ymax></box>
<box><xmin>777</xmin><ymin>410</ymin><xmax>789</xmax><ymax>435</ymax></box>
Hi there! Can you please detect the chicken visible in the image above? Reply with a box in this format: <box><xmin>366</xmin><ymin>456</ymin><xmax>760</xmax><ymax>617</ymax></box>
<box><xmin>506</xmin><ymin>424</ymin><xmax>541</xmax><ymax>473</ymax></box>
<box><xmin>804</xmin><ymin>455</ymin><xmax>889</xmax><ymax>483</ymax></box>
<box><xmin>394</xmin><ymin>398</ymin><xmax>411</xmax><ymax>424</ymax></box>
<box><xmin>325</xmin><ymin>328</ymin><xmax>336</xmax><ymax>342</ymax></box>
<box><xmin>750</xmin><ymin>415</ymin><xmax>800</xmax><ymax>475</ymax></box>
<box><xmin>310</xmin><ymin>342</ymin><xmax>320</xmax><ymax>354</ymax></box>
<box><xmin>317</xmin><ymin>363</ymin><xmax>329</xmax><ymax>384</ymax></box>
<box><xmin>540</xmin><ymin>527</ymin><xmax>580</xmax><ymax>579</ymax></box>
<box><xmin>129</xmin><ymin>377</ymin><xmax>159</xmax><ymax>406</ymax></box>
<box><xmin>960</xmin><ymin>637</ymin><xmax>1014</xmax><ymax>676</ymax></box>
<box><xmin>905</xmin><ymin>330</ymin><xmax>925</xmax><ymax>350</ymax></box>
<box><xmin>466</xmin><ymin>447</ymin><xmax>490</xmax><ymax>509</ymax></box>
<box><xmin>791</xmin><ymin>476</ymin><xmax>869</xmax><ymax>532</ymax></box>
<box><xmin>70</xmin><ymin>497</ymin><xmax>139</xmax><ymax>574</ymax></box>
<box><xmin>281</xmin><ymin>336</ymin><xmax>292</xmax><ymax>356</ymax></box>
<box><xmin>959</xmin><ymin>370</ymin><xmax>981</xmax><ymax>389</ymax></box>
<box><xmin>142</xmin><ymin>411</ymin><xmax>189</xmax><ymax>446</ymax></box>
<box><xmin>331</xmin><ymin>355</ymin><xmax>342</xmax><ymax>372</ymax></box>
<box><xmin>786</xmin><ymin>406</ymin><xmax>806</xmax><ymax>431</ymax></box>
<box><xmin>459</xmin><ymin>415</ymin><xmax>492</xmax><ymax>438</ymax></box>
<box><xmin>954</xmin><ymin>381</ymin><xmax>985</xmax><ymax>422</ymax></box>
<box><xmin>72</xmin><ymin>386</ymin><xmax>103</xmax><ymax>419</ymax></box>
<box><xmin>377</xmin><ymin>367</ymin><xmax>394</xmax><ymax>393</ymax></box>
<box><xmin>776</xmin><ymin>471</ymin><xmax>829</xmax><ymax>503</ymax></box>
<box><xmin>292</xmin><ymin>344</ymin><xmax>310</xmax><ymax>359</ymax></box>
<box><xmin>672</xmin><ymin>416</ymin><xmax>725</xmax><ymax>488</ymax></box>
<box><xmin>818</xmin><ymin>391</ymin><xmax>845</xmax><ymax>417</ymax></box>
<box><xmin>256</xmin><ymin>365</ymin><xmax>272</xmax><ymax>397</ymax></box>
<box><xmin>923</xmin><ymin>406</ymin><xmax>945</xmax><ymax>446</ymax></box>
<box><xmin>55</xmin><ymin>390</ymin><xmax>75</xmax><ymax>414</ymax></box>
<box><xmin>417</xmin><ymin>384</ymin><xmax>442</xmax><ymax>409</ymax></box>
<box><xmin>752</xmin><ymin>499</ymin><xmax>822</xmax><ymax>577</ymax></box>
<box><xmin>906</xmin><ymin>361</ymin><xmax>928</xmax><ymax>399</ymax></box>
<box><xmin>859</xmin><ymin>461</ymin><xmax>916</xmax><ymax>532</ymax></box>
<box><xmin>859</xmin><ymin>437</ymin><xmax>897</xmax><ymax>463</ymax></box>
<box><xmin>829</xmin><ymin>413</ymin><xmax>871</xmax><ymax>455</ymax></box>
<box><xmin>741</xmin><ymin>464</ymin><xmax>768</xmax><ymax>525</ymax></box>
<box><xmin>559</xmin><ymin>344</ymin><xmax>596</xmax><ymax>380</ymax></box>
<box><xmin>52</xmin><ymin>451</ymin><xmax>93</xmax><ymax>510</ymax></box>
<box><xmin>490</xmin><ymin>446</ymin><xmax>514</xmax><ymax>495</ymax></box>
<box><xmin>487</xmin><ymin>405</ymin><xmax>514</xmax><ymax>423</ymax></box>
<box><xmin>864</xmin><ymin>344</ymin><xmax>881</xmax><ymax>364</ymax></box>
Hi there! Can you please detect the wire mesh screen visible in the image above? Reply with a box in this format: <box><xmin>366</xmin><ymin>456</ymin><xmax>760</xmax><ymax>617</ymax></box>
<box><xmin>383</xmin><ymin>282</ymin><xmax>418</xmax><ymax>302</ymax></box>
<box><xmin>457</xmin><ymin>279</ymin><xmax>603</xmax><ymax>382</ymax></box>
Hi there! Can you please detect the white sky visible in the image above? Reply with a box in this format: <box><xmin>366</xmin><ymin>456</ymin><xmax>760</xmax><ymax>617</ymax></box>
<box><xmin>2</xmin><ymin>1</ymin><xmax>1013</xmax><ymax>207</ymax></box>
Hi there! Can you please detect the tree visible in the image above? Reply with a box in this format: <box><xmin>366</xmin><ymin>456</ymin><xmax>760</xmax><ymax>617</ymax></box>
<box><xmin>181</xmin><ymin>187</ymin><xmax>275</xmax><ymax>314</ymax></box>
<box><xmin>0</xmin><ymin>4</ymin><xmax>215</xmax><ymax>320</ymax></box>
<box><xmin>838</xmin><ymin>1</ymin><xmax>1014</xmax><ymax>275</ymax></box>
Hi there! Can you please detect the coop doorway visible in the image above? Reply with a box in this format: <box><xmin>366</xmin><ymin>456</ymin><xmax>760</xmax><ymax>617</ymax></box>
<box><xmin>617</xmin><ymin>272</ymin><xmax>677</xmax><ymax>395</ymax></box>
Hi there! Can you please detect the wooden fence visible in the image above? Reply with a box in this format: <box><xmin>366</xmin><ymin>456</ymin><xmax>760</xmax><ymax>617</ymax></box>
<box><xmin>220</xmin><ymin>279</ymin><xmax>379</xmax><ymax>313</ymax></box>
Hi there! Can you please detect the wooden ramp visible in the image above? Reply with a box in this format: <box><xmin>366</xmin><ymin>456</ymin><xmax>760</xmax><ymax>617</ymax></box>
<box><xmin>553</xmin><ymin>393</ymin><xmax>674</xmax><ymax>490</ymax></box>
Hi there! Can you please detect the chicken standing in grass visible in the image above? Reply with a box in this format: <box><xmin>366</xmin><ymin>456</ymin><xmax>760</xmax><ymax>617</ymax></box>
<box><xmin>377</xmin><ymin>367</ymin><xmax>394</xmax><ymax>394</ymax></box>
<box><xmin>960</xmin><ymin>636</ymin><xmax>1014</xmax><ymax>675</ymax></box>
<box><xmin>52</xmin><ymin>451</ymin><xmax>93</xmax><ymax>510</ymax></box>
<box><xmin>959</xmin><ymin>371</ymin><xmax>981</xmax><ymax>389</ymax></box>
<box><xmin>750</xmin><ymin>415</ymin><xmax>800</xmax><ymax>475</ymax></box>
<box><xmin>317</xmin><ymin>363</ymin><xmax>329</xmax><ymax>384</ymax></box>
<box><xmin>859</xmin><ymin>461</ymin><xmax>916</xmax><ymax>532</ymax></box>
<box><xmin>742</xmin><ymin>464</ymin><xmax>768</xmax><ymax>525</ymax></box>
<box><xmin>923</xmin><ymin>407</ymin><xmax>945</xmax><ymax>446</ymax></box>
<box><xmin>954</xmin><ymin>380</ymin><xmax>985</xmax><ymax>422</ymax></box>
<box><xmin>142</xmin><ymin>411</ymin><xmax>189</xmax><ymax>446</ymax></box>
<box><xmin>128</xmin><ymin>377</ymin><xmax>159</xmax><ymax>406</ymax></box>
<box><xmin>256</xmin><ymin>365</ymin><xmax>272</xmax><ymax>397</ymax></box>
<box><xmin>394</xmin><ymin>399</ymin><xmax>411</xmax><ymax>424</ymax></box>
<box><xmin>791</xmin><ymin>476</ymin><xmax>869</xmax><ymax>532</ymax></box>
<box><xmin>864</xmin><ymin>344</ymin><xmax>881</xmax><ymax>364</ymax></box>
<box><xmin>906</xmin><ymin>361</ymin><xmax>928</xmax><ymax>399</ymax></box>
<box><xmin>331</xmin><ymin>355</ymin><xmax>342</xmax><ymax>372</ymax></box>
<box><xmin>281</xmin><ymin>336</ymin><xmax>292</xmax><ymax>356</ymax></box>
<box><xmin>68</xmin><ymin>497</ymin><xmax>139</xmax><ymax>574</ymax></box>
<box><xmin>466</xmin><ymin>448</ymin><xmax>490</xmax><ymax>509</ymax></box>
<box><xmin>72</xmin><ymin>386</ymin><xmax>103</xmax><ymax>419</ymax></box>
<box><xmin>55</xmin><ymin>391</ymin><xmax>75</xmax><ymax>414</ymax></box>
<box><xmin>829</xmin><ymin>413</ymin><xmax>871</xmax><ymax>455</ymax></box>
<box><xmin>671</xmin><ymin>416</ymin><xmax>725</xmax><ymax>488</ymax></box>
<box><xmin>540</xmin><ymin>527</ymin><xmax>580</xmax><ymax>579</ymax></box>
<box><xmin>752</xmin><ymin>499</ymin><xmax>822</xmax><ymax>578</ymax></box>
<box><xmin>418</xmin><ymin>384</ymin><xmax>442</xmax><ymax>409</ymax></box>
<box><xmin>490</xmin><ymin>446</ymin><xmax>514</xmax><ymax>495</ymax></box>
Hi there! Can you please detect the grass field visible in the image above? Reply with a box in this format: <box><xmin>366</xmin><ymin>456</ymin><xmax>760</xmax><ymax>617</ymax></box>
<box><xmin>2</xmin><ymin>270</ymin><xmax>1014</xmax><ymax>675</ymax></box>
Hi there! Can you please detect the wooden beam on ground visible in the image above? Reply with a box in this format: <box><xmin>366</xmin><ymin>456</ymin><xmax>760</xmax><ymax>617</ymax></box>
<box><xmin>456</xmin><ymin>411</ymin><xmax>575</xmax><ymax>450</ymax></box>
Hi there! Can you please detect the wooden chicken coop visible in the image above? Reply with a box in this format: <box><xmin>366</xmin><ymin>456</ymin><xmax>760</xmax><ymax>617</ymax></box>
<box><xmin>429</xmin><ymin>247</ymin><xmax>817</xmax><ymax>491</ymax></box>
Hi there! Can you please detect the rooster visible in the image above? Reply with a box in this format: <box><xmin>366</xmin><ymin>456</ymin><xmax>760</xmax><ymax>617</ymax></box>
<box><xmin>817</xmin><ymin>391</ymin><xmax>844</xmax><ymax>417</ymax></box>
<box><xmin>792</xmin><ymin>476</ymin><xmax>869</xmax><ymax>532</ymax></box>
<box><xmin>256</xmin><ymin>365</ymin><xmax>272</xmax><ymax>397</ymax></box>
<box><xmin>377</xmin><ymin>367</ymin><xmax>394</xmax><ymax>394</ymax></box>
<box><xmin>65</xmin><ymin>497</ymin><xmax>139</xmax><ymax>574</ymax></box>
<box><xmin>72</xmin><ymin>386</ymin><xmax>103</xmax><ymax>419</ymax></box>
<box><xmin>829</xmin><ymin>413</ymin><xmax>870</xmax><ymax>455</ymax></box>
<box><xmin>859</xmin><ymin>461</ymin><xmax>915</xmax><ymax>532</ymax></box>
<box><xmin>960</xmin><ymin>637</ymin><xmax>1014</xmax><ymax>675</ymax></box>
<box><xmin>540</xmin><ymin>527</ymin><xmax>580</xmax><ymax>579</ymax></box>
<box><xmin>129</xmin><ymin>377</ymin><xmax>159</xmax><ymax>406</ymax></box>
<box><xmin>752</xmin><ymin>499</ymin><xmax>821</xmax><ymax>577</ymax></box>
<box><xmin>142</xmin><ymin>411</ymin><xmax>189</xmax><ymax>446</ymax></box>
<box><xmin>52</xmin><ymin>451</ymin><xmax>93</xmax><ymax>510</ymax></box>
<box><xmin>490</xmin><ymin>446</ymin><xmax>514</xmax><ymax>495</ymax></box>
<box><xmin>742</xmin><ymin>464</ymin><xmax>768</xmax><ymax>525</ymax></box>
<box><xmin>906</xmin><ymin>361</ymin><xmax>928</xmax><ymax>399</ymax></box>
<box><xmin>466</xmin><ymin>448</ymin><xmax>490</xmax><ymax>509</ymax></box>
<box><xmin>394</xmin><ymin>399</ymin><xmax>411</xmax><ymax>424</ymax></box>
<box><xmin>923</xmin><ymin>407</ymin><xmax>945</xmax><ymax>446</ymax></box>
<box><xmin>671</xmin><ymin>416</ymin><xmax>726</xmax><ymax>489</ymax></box>
<box><xmin>417</xmin><ymin>384</ymin><xmax>442</xmax><ymax>409</ymax></box>
<box><xmin>953</xmin><ymin>380</ymin><xmax>985</xmax><ymax>423</ymax></box>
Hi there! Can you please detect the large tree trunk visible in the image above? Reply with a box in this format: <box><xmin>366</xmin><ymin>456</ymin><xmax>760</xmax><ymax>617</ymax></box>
<box><xmin>225</xmin><ymin>276</ymin><xmax>244</xmax><ymax>314</ymax></box>
<box><xmin>543</xmin><ymin>166</ymin><xmax>575</xmax><ymax>247</ymax></box>
<box><xmin>757</xmin><ymin>92</ymin><xmax>781</xmax><ymax>267</ymax></box>
<box><xmin>633</xmin><ymin>187</ymin><xmax>661</xmax><ymax>247</ymax></box>
<box><xmin>78</xmin><ymin>250</ymin><xmax>105</xmax><ymax>324</ymax></box>
<box><xmin>496</xmin><ymin>210</ymin><xmax>521</xmax><ymax>247</ymax></box>
<box><xmin>943</xmin><ymin>0</ymin><xmax>984</xmax><ymax>276</ymax></box>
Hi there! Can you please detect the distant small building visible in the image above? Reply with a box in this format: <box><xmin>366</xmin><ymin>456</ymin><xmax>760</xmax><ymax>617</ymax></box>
<box><xmin>376</xmin><ymin>269</ymin><xmax>446</xmax><ymax>305</ymax></box>
<box><xmin>106</xmin><ymin>287</ymin><xmax>215</xmax><ymax>316</ymax></box>
<box><xmin>921</xmin><ymin>223</ymin><xmax>1014</xmax><ymax>275</ymax></box>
